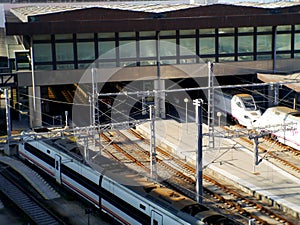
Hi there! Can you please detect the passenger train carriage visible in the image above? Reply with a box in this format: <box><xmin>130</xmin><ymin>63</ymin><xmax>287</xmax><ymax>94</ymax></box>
<box><xmin>253</xmin><ymin>106</ymin><xmax>300</xmax><ymax>150</ymax></box>
<box><xmin>19</xmin><ymin>129</ymin><xmax>235</xmax><ymax>225</ymax></box>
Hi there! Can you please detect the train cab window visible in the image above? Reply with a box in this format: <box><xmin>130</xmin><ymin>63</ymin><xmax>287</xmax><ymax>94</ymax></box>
<box><xmin>152</xmin><ymin>220</ymin><xmax>158</xmax><ymax>225</ymax></box>
<box><xmin>139</xmin><ymin>204</ymin><xmax>146</xmax><ymax>210</ymax></box>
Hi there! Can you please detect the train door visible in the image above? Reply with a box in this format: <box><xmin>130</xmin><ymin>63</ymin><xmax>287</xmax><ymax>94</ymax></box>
<box><xmin>55</xmin><ymin>155</ymin><xmax>62</xmax><ymax>184</ymax></box>
<box><xmin>151</xmin><ymin>210</ymin><xmax>163</xmax><ymax>225</ymax></box>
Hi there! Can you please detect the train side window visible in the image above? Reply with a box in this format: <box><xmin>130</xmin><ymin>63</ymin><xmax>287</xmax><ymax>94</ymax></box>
<box><xmin>236</xmin><ymin>102</ymin><xmax>242</xmax><ymax>108</ymax></box>
<box><xmin>47</xmin><ymin>150</ymin><xmax>50</xmax><ymax>154</ymax></box>
<box><xmin>152</xmin><ymin>220</ymin><xmax>158</xmax><ymax>225</ymax></box>
<box><xmin>139</xmin><ymin>204</ymin><xmax>146</xmax><ymax>210</ymax></box>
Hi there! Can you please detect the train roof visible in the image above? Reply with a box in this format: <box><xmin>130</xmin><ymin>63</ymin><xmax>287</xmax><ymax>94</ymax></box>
<box><xmin>88</xmin><ymin>156</ymin><xmax>202</xmax><ymax>213</ymax></box>
<box><xmin>266</xmin><ymin>106</ymin><xmax>300</xmax><ymax>117</ymax></box>
<box><xmin>22</xmin><ymin>129</ymin><xmax>219</xmax><ymax>218</ymax></box>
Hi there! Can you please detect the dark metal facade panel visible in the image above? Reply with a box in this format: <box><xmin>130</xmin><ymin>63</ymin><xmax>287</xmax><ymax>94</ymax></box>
<box><xmin>164</xmin><ymin>4</ymin><xmax>268</xmax><ymax>17</ymax></box>
<box><xmin>6</xmin><ymin>4</ymin><xmax>300</xmax><ymax>35</ymax></box>
<box><xmin>28</xmin><ymin>7</ymin><xmax>153</xmax><ymax>22</ymax></box>
<box><xmin>6</xmin><ymin>12</ymin><xmax>300</xmax><ymax>35</ymax></box>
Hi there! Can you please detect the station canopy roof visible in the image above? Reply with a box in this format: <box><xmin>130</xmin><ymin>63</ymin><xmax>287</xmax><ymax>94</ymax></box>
<box><xmin>8</xmin><ymin>1</ymin><xmax>300</xmax><ymax>21</ymax></box>
<box><xmin>5</xmin><ymin>1</ymin><xmax>300</xmax><ymax>35</ymax></box>
<box><xmin>257</xmin><ymin>73</ymin><xmax>300</xmax><ymax>92</ymax></box>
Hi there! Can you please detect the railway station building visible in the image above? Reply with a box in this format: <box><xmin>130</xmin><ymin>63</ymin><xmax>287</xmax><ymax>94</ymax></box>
<box><xmin>3</xmin><ymin>2</ymin><xmax>300</xmax><ymax>128</ymax></box>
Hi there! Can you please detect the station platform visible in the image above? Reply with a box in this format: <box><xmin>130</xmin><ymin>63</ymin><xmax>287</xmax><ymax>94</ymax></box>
<box><xmin>0</xmin><ymin>156</ymin><xmax>60</xmax><ymax>200</ymax></box>
<box><xmin>136</xmin><ymin>119</ymin><xmax>300</xmax><ymax>220</ymax></box>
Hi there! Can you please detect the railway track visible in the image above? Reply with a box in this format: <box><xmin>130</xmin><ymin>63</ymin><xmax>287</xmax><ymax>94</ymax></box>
<box><xmin>225</xmin><ymin>125</ymin><xmax>300</xmax><ymax>178</ymax></box>
<box><xmin>0</xmin><ymin>164</ymin><xmax>65</xmax><ymax>225</ymax></box>
<box><xmin>99</xmin><ymin>128</ymin><xmax>298</xmax><ymax>225</ymax></box>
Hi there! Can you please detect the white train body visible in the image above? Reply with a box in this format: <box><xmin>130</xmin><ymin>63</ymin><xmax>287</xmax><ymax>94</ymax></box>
<box><xmin>253</xmin><ymin>106</ymin><xmax>300</xmax><ymax>150</ymax></box>
<box><xmin>215</xmin><ymin>92</ymin><xmax>261</xmax><ymax>128</ymax></box>
<box><xmin>18</xmin><ymin>132</ymin><xmax>235</xmax><ymax>225</ymax></box>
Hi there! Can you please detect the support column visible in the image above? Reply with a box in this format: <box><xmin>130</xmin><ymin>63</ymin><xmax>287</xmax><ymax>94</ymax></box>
<box><xmin>268</xmin><ymin>83</ymin><xmax>279</xmax><ymax>107</ymax></box>
<box><xmin>154</xmin><ymin>79</ymin><xmax>165</xmax><ymax>119</ymax></box>
<box><xmin>293</xmin><ymin>92</ymin><xmax>299</xmax><ymax>110</ymax></box>
<box><xmin>29</xmin><ymin>86</ymin><xmax>42</xmax><ymax>128</ymax></box>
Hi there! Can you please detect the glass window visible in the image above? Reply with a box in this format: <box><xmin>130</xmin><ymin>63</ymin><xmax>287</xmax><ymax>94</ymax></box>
<box><xmin>99</xmin><ymin>41</ymin><xmax>116</xmax><ymax>59</ymax></box>
<box><xmin>78</xmin><ymin>63</ymin><xmax>90</xmax><ymax>69</ymax></box>
<box><xmin>257</xmin><ymin>54</ymin><xmax>272</xmax><ymax>60</ymax></box>
<box><xmin>140</xmin><ymin>40</ymin><xmax>156</xmax><ymax>58</ymax></box>
<box><xmin>199</xmin><ymin>37</ymin><xmax>215</xmax><ymax>55</ymax></box>
<box><xmin>98</xmin><ymin>33</ymin><xmax>115</xmax><ymax>39</ymax></box>
<box><xmin>219</xmin><ymin>28</ymin><xmax>234</xmax><ymax>34</ymax></box>
<box><xmin>98</xmin><ymin>61</ymin><xmax>116</xmax><ymax>68</ymax></box>
<box><xmin>295</xmin><ymin>33</ymin><xmax>300</xmax><ymax>50</ymax></box>
<box><xmin>238</xmin><ymin>36</ymin><xmax>253</xmax><ymax>53</ymax></box>
<box><xmin>295</xmin><ymin>25</ymin><xmax>300</xmax><ymax>31</ymax></box>
<box><xmin>140</xmin><ymin>31</ymin><xmax>156</xmax><ymax>37</ymax></box>
<box><xmin>238</xmin><ymin>27</ymin><xmax>253</xmax><ymax>33</ymax></box>
<box><xmin>140</xmin><ymin>60</ymin><xmax>156</xmax><ymax>66</ymax></box>
<box><xmin>77</xmin><ymin>42</ymin><xmax>95</xmax><ymax>60</ymax></box>
<box><xmin>55</xmin><ymin>34</ymin><xmax>73</xmax><ymax>40</ymax></box>
<box><xmin>35</xmin><ymin>65</ymin><xmax>53</xmax><ymax>70</ymax></box>
<box><xmin>33</xmin><ymin>35</ymin><xmax>51</xmax><ymax>41</ymax></box>
<box><xmin>199</xmin><ymin>57</ymin><xmax>215</xmax><ymax>63</ymax></box>
<box><xmin>77</xmin><ymin>33</ymin><xmax>94</xmax><ymax>39</ymax></box>
<box><xmin>180</xmin><ymin>38</ymin><xmax>196</xmax><ymax>54</ymax></box>
<box><xmin>199</xmin><ymin>28</ymin><xmax>215</xmax><ymax>35</ymax></box>
<box><xmin>119</xmin><ymin>32</ymin><xmax>136</xmax><ymax>38</ymax></box>
<box><xmin>160</xmin><ymin>39</ymin><xmax>176</xmax><ymax>57</ymax></box>
<box><xmin>219</xmin><ymin>36</ymin><xmax>234</xmax><ymax>54</ymax></box>
<box><xmin>119</xmin><ymin>61</ymin><xmax>136</xmax><ymax>67</ymax></box>
<box><xmin>238</xmin><ymin>55</ymin><xmax>253</xmax><ymax>61</ymax></box>
<box><xmin>257</xmin><ymin>26</ymin><xmax>272</xmax><ymax>32</ymax></box>
<box><xmin>161</xmin><ymin>59</ymin><xmax>176</xmax><ymax>65</ymax></box>
<box><xmin>56</xmin><ymin>43</ymin><xmax>74</xmax><ymax>61</ymax></box>
<box><xmin>33</xmin><ymin>43</ymin><xmax>52</xmax><ymax>62</ymax></box>
<box><xmin>160</xmin><ymin>30</ymin><xmax>176</xmax><ymax>36</ymax></box>
<box><xmin>276</xmin><ymin>33</ymin><xmax>291</xmax><ymax>51</ymax></box>
<box><xmin>180</xmin><ymin>30</ymin><xmax>196</xmax><ymax>35</ymax></box>
<box><xmin>219</xmin><ymin>56</ymin><xmax>234</xmax><ymax>62</ymax></box>
<box><xmin>276</xmin><ymin>53</ymin><xmax>290</xmax><ymax>59</ymax></box>
<box><xmin>119</xmin><ymin>40</ymin><xmax>136</xmax><ymax>58</ymax></box>
<box><xmin>56</xmin><ymin>64</ymin><xmax>74</xmax><ymax>70</ymax></box>
<box><xmin>257</xmin><ymin>35</ymin><xmax>272</xmax><ymax>52</ymax></box>
<box><xmin>277</xmin><ymin>25</ymin><xmax>291</xmax><ymax>32</ymax></box>
<box><xmin>180</xmin><ymin>58</ymin><xmax>196</xmax><ymax>64</ymax></box>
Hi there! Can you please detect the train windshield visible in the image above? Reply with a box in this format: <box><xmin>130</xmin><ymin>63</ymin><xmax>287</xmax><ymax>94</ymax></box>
<box><xmin>241</xmin><ymin>96</ymin><xmax>256</xmax><ymax>110</ymax></box>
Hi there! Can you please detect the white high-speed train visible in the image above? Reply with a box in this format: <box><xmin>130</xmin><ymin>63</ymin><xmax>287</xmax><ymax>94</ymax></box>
<box><xmin>253</xmin><ymin>106</ymin><xmax>300</xmax><ymax>150</ymax></box>
<box><xmin>18</xmin><ymin>130</ymin><xmax>236</xmax><ymax>225</ymax></box>
<box><xmin>215</xmin><ymin>92</ymin><xmax>261</xmax><ymax>128</ymax></box>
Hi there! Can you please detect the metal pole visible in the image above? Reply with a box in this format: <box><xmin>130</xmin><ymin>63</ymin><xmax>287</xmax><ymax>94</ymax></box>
<box><xmin>5</xmin><ymin>88</ymin><xmax>11</xmax><ymax>145</ymax></box>
<box><xmin>184</xmin><ymin>98</ymin><xmax>188</xmax><ymax>124</ymax></box>
<box><xmin>184</xmin><ymin>98</ymin><xmax>189</xmax><ymax>133</ymax></box>
<box><xmin>252</xmin><ymin>137</ymin><xmax>259</xmax><ymax>173</ymax></box>
<box><xmin>193</xmin><ymin>99</ymin><xmax>203</xmax><ymax>204</ymax></box>
<box><xmin>156</xmin><ymin>31</ymin><xmax>161</xmax><ymax>118</ymax></box>
<box><xmin>274</xmin><ymin>84</ymin><xmax>279</xmax><ymax>106</ymax></box>
<box><xmin>273</xmin><ymin>26</ymin><xmax>277</xmax><ymax>73</ymax></box>
<box><xmin>30</xmin><ymin>40</ymin><xmax>37</xmax><ymax>127</ymax></box>
<box><xmin>65</xmin><ymin>111</ymin><xmax>68</xmax><ymax>127</ymax></box>
<box><xmin>149</xmin><ymin>105</ymin><xmax>157</xmax><ymax>181</ymax></box>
